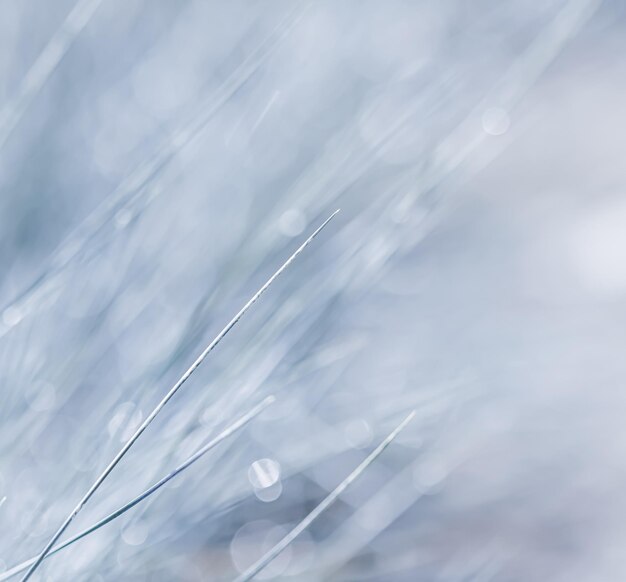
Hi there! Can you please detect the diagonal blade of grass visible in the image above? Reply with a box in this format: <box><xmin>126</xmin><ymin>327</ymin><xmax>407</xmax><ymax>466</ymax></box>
<box><xmin>19</xmin><ymin>210</ymin><xmax>339</xmax><ymax>582</ymax></box>
<box><xmin>0</xmin><ymin>2</ymin><xmax>309</xmax><ymax>342</ymax></box>
<box><xmin>2</xmin><ymin>396</ymin><xmax>274</xmax><ymax>581</ymax></box>
<box><xmin>233</xmin><ymin>410</ymin><xmax>416</xmax><ymax>582</ymax></box>
<box><xmin>0</xmin><ymin>0</ymin><xmax>103</xmax><ymax>151</ymax></box>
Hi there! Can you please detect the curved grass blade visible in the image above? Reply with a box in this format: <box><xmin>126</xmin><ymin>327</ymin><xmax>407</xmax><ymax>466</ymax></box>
<box><xmin>1</xmin><ymin>396</ymin><xmax>274</xmax><ymax>581</ymax></box>
<box><xmin>233</xmin><ymin>410</ymin><xmax>416</xmax><ymax>582</ymax></box>
<box><xmin>19</xmin><ymin>211</ymin><xmax>339</xmax><ymax>582</ymax></box>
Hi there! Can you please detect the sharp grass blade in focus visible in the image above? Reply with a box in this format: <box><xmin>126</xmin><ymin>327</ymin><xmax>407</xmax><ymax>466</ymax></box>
<box><xmin>1</xmin><ymin>396</ymin><xmax>274</xmax><ymax>581</ymax></box>
<box><xmin>233</xmin><ymin>411</ymin><xmax>416</xmax><ymax>582</ymax></box>
<box><xmin>1</xmin><ymin>2</ymin><xmax>610</xmax><ymax>580</ymax></box>
<box><xmin>19</xmin><ymin>211</ymin><xmax>338</xmax><ymax>582</ymax></box>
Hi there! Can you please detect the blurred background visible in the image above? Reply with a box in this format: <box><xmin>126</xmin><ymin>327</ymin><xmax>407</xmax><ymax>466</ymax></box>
<box><xmin>1</xmin><ymin>0</ymin><xmax>625</xmax><ymax>580</ymax></box>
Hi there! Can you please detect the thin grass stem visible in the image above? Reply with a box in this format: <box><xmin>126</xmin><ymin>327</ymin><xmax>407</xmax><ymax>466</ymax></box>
<box><xmin>2</xmin><ymin>397</ymin><xmax>274</xmax><ymax>581</ymax></box>
<box><xmin>233</xmin><ymin>410</ymin><xmax>415</xmax><ymax>582</ymax></box>
<box><xmin>19</xmin><ymin>211</ymin><xmax>338</xmax><ymax>582</ymax></box>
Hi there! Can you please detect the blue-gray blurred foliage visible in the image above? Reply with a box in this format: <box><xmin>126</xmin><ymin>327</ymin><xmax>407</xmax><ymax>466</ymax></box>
<box><xmin>1</xmin><ymin>0</ymin><xmax>626</xmax><ymax>580</ymax></box>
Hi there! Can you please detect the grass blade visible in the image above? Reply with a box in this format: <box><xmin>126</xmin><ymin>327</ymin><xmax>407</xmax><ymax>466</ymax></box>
<box><xmin>0</xmin><ymin>2</ymin><xmax>308</xmax><ymax>342</ymax></box>
<box><xmin>19</xmin><ymin>211</ymin><xmax>338</xmax><ymax>582</ymax></box>
<box><xmin>2</xmin><ymin>397</ymin><xmax>274</xmax><ymax>581</ymax></box>
<box><xmin>233</xmin><ymin>410</ymin><xmax>416</xmax><ymax>582</ymax></box>
<box><xmin>0</xmin><ymin>0</ymin><xmax>102</xmax><ymax>151</ymax></box>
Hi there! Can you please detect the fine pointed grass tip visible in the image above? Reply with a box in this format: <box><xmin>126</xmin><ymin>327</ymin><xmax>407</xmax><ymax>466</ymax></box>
<box><xmin>19</xmin><ymin>214</ymin><xmax>335</xmax><ymax>582</ymax></box>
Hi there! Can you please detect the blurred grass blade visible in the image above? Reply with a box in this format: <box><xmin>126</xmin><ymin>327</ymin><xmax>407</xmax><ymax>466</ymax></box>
<box><xmin>19</xmin><ymin>211</ymin><xmax>339</xmax><ymax>582</ymax></box>
<box><xmin>1</xmin><ymin>396</ymin><xmax>274</xmax><ymax>581</ymax></box>
<box><xmin>233</xmin><ymin>410</ymin><xmax>416</xmax><ymax>582</ymax></box>
<box><xmin>0</xmin><ymin>2</ymin><xmax>308</xmax><ymax>341</ymax></box>
<box><xmin>0</xmin><ymin>0</ymin><xmax>102</xmax><ymax>151</ymax></box>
